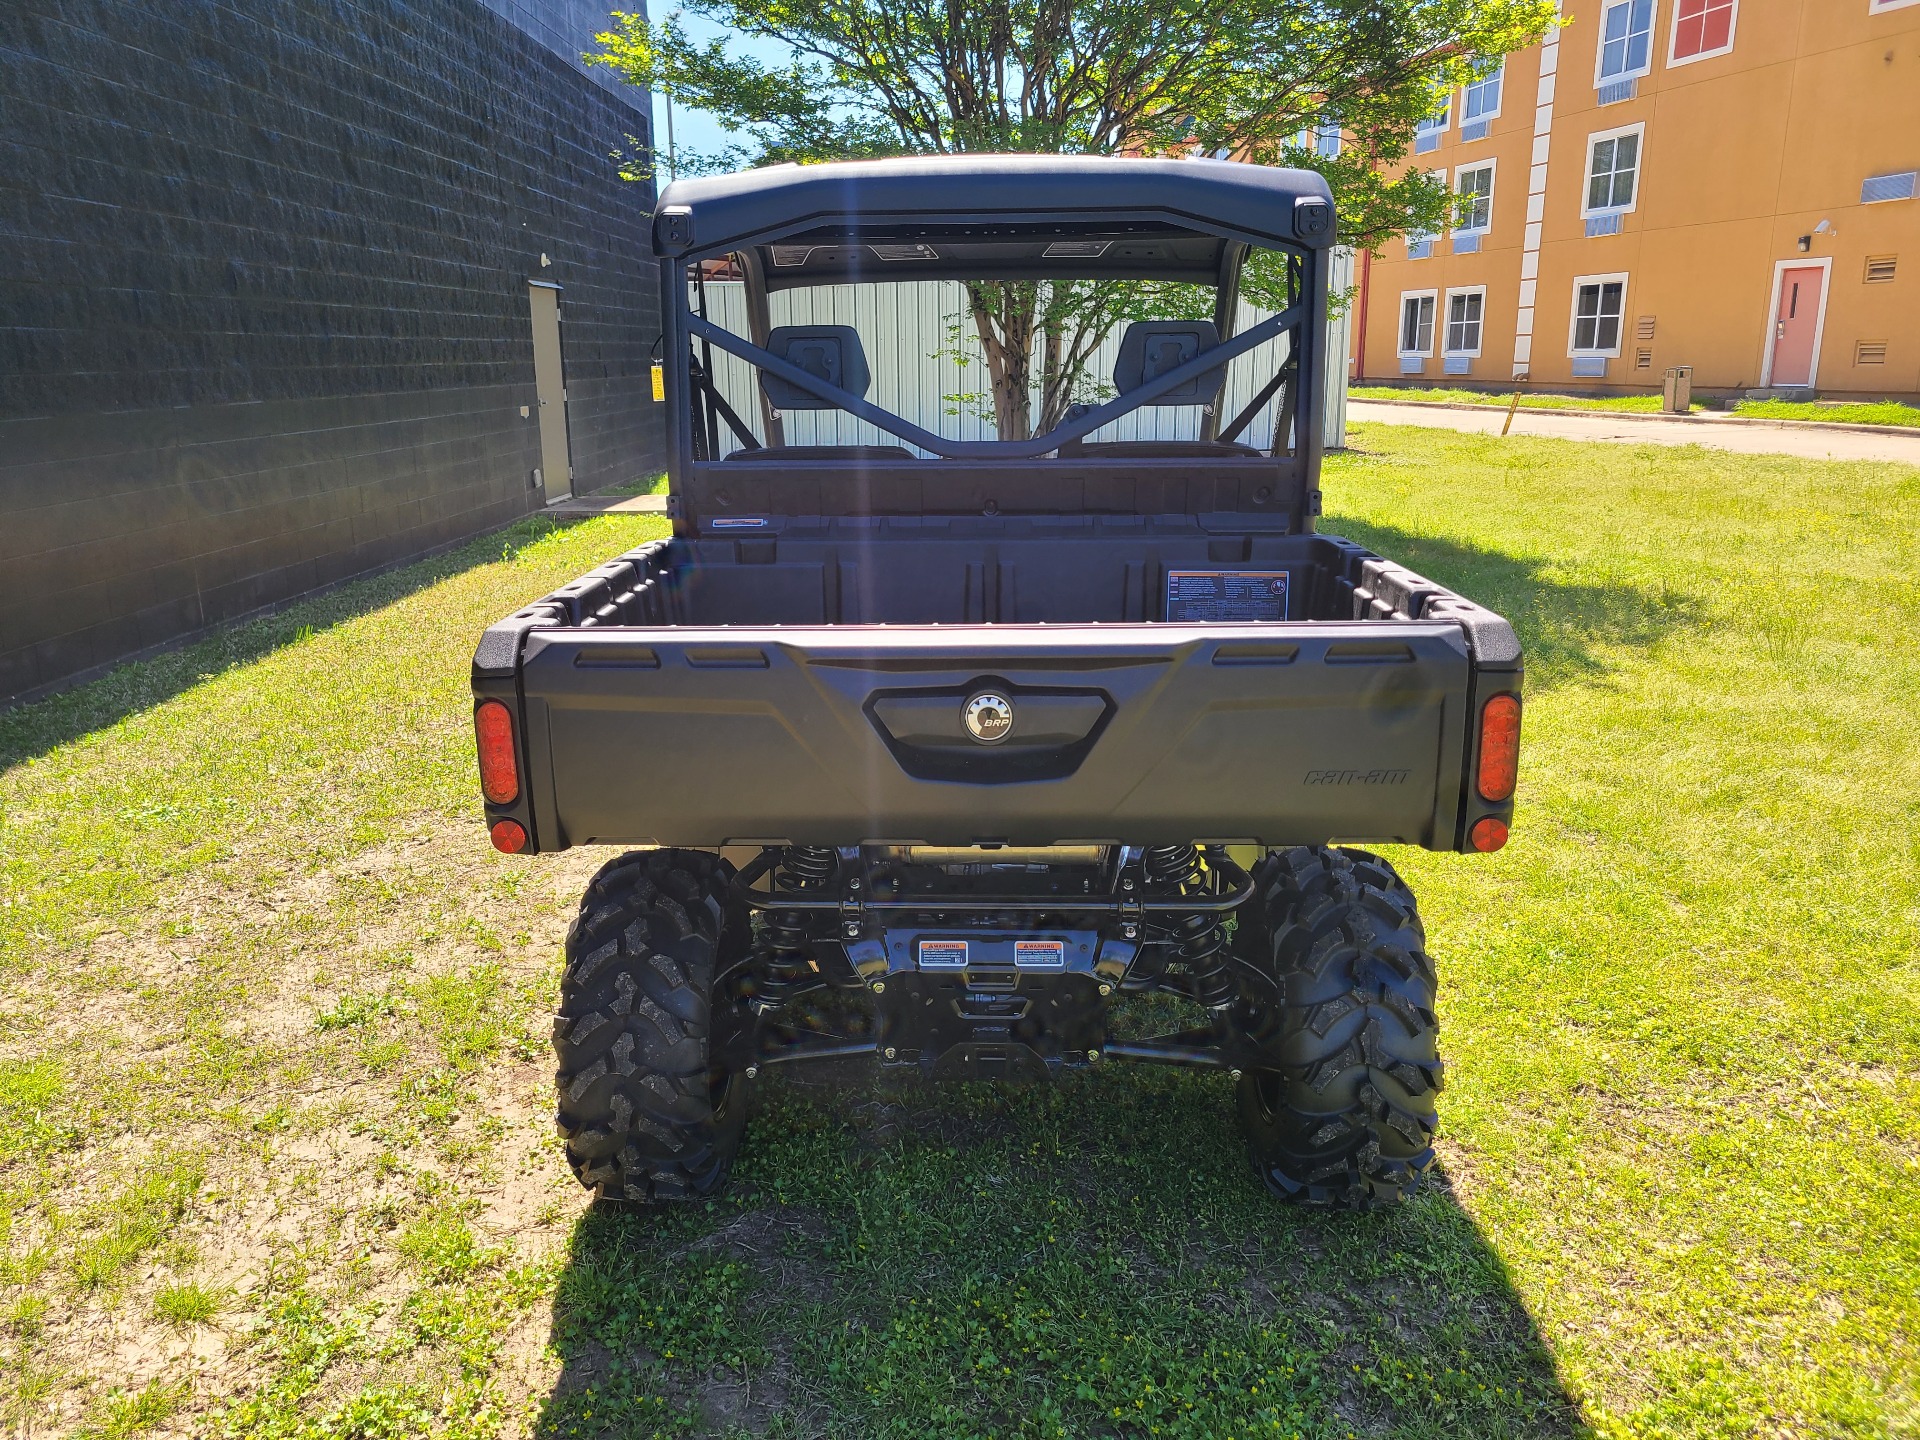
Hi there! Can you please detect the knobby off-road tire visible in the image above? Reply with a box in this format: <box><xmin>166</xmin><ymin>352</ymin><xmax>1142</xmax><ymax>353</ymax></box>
<box><xmin>553</xmin><ymin>849</ymin><xmax>749</xmax><ymax>1202</ymax></box>
<box><xmin>1233</xmin><ymin>845</ymin><xmax>1443</xmax><ymax>1210</ymax></box>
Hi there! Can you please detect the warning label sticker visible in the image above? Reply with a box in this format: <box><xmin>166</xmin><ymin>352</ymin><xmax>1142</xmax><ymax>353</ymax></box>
<box><xmin>1013</xmin><ymin>940</ymin><xmax>1066</xmax><ymax>970</ymax></box>
<box><xmin>1165</xmin><ymin>570</ymin><xmax>1290</xmax><ymax>623</ymax></box>
<box><xmin>917</xmin><ymin>939</ymin><xmax>969</xmax><ymax>968</ymax></box>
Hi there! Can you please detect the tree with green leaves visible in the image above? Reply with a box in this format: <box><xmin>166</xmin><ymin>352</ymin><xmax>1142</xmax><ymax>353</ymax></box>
<box><xmin>589</xmin><ymin>0</ymin><xmax>1555</xmax><ymax>440</ymax></box>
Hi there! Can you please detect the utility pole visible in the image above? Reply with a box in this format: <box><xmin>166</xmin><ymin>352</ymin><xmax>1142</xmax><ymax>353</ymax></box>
<box><xmin>664</xmin><ymin>89</ymin><xmax>677</xmax><ymax>181</ymax></box>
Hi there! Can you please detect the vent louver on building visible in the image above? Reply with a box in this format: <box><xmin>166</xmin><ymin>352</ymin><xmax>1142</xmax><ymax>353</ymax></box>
<box><xmin>1855</xmin><ymin>341</ymin><xmax>1888</xmax><ymax>365</ymax></box>
<box><xmin>1636</xmin><ymin>316</ymin><xmax>1657</xmax><ymax>340</ymax></box>
<box><xmin>1860</xmin><ymin>172</ymin><xmax>1918</xmax><ymax>205</ymax></box>
<box><xmin>1636</xmin><ymin>347</ymin><xmax>1653</xmax><ymax>369</ymax></box>
<box><xmin>1864</xmin><ymin>255</ymin><xmax>1898</xmax><ymax>283</ymax></box>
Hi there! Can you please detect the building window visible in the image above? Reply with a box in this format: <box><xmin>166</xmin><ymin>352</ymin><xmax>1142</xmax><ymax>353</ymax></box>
<box><xmin>1596</xmin><ymin>0</ymin><xmax>1656</xmax><ymax>84</ymax></box>
<box><xmin>1462</xmin><ymin>61</ymin><xmax>1504</xmax><ymax>124</ymax></box>
<box><xmin>1454</xmin><ymin>162</ymin><xmax>1496</xmax><ymax>233</ymax></box>
<box><xmin>1861</xmin><ymin>171</ymin><xmax>1918</xmax><ymax>204</ymax></box>
<box><xmin>1445</xmin><ymin>289</ymin><xmax>1486</xmax><ymax>356</ymax></box>
<box><xmin>1400</xmin><ymin>292</ymin><xmax>1438</xmax><ymax>355</ymax></box>
<box><xmin>1414</xmin><ymin>98</ymin><xmax>1450</xmax><ymax>153</ymax></box>
<box><xmin>1584</xmin><ymin>125</ymin><xmax>1644</xmax><ymax>214</ymax></box>
<box><xmin>1670</xmin><ymin>0</ymin><xmax>1738</xmax><ymax>63</ymax></box>
<box><xmin>1570</xmin><ymin>274</ymin><xmax>1629</xmax><ymax>355</ymax></box>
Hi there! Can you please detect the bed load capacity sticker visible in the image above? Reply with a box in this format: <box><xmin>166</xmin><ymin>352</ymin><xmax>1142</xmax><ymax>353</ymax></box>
<box><xmin>917</xmin><ymin>939</ymin><xmax>969</xmax><ymax>968</ymax></box>
<box><xmin>1165</xmin><ymin>570</ymin><xmax>1291</xmax><ymax>622</ymax></box>
<box><xmin>1013</xmin><ymin>940</ymin><xmax>1066</xmax><ymax>970</ymax></box>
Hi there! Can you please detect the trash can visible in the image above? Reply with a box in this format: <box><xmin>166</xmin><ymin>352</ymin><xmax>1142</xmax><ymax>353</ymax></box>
<box><xmin>1663</xmin><ymin>365</ymin><xmax>1693</xmax><ymax>413</ymax></box>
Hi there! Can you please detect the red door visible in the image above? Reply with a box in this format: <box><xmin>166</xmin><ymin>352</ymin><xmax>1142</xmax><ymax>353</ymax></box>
<box><xmin>1768</xmin><ymin>265</ymin><xmax>1825</xmax><ymax>386</ymax></box>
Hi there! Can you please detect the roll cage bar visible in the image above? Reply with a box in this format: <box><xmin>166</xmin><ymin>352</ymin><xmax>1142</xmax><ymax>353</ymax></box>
<box><xmin>651</xmin><ymin>157</ymin><xmax>1335</xmax><ymax>531</ymax></box>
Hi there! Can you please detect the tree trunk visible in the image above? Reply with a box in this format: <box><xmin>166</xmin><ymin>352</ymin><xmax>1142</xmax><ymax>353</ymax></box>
<box><xmin>966</xmin><ymin>282</ymin><xmax>1036</xmax><ymax>441</ymax></box>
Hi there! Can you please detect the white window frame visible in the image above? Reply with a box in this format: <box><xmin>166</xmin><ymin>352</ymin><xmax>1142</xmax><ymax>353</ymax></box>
<box><xmin>1758</xmin><ymin>256</ymin><xmax>1834</xmax><ymax>389</ymax></box>
<box><xmin>1462</xmin><ymin>61</ymin><xmax>1505</xmax><ymax>123</ymax></box>
<box><xmin>1667</xmin><ymin>0</ymin><xmax>1739</xmax><ymax>66</ymax></box>
<box><xmin>1453</xmin><ymin>159</ymin><xmax>1498</xmax><ymax>234</ymax></box>
<box><xmin>1581</xmin><ymin>123</ymin><xmax>1646</xmax><ymax>218</ymax></box>
<box><xmin>1398</xmin><ymin>290</ymin><xmax>1439</xmax><ymax>357</ymax></box>
<box><xmin>1594</xmin><ymin>0</ymin><xmax>1658</xmax><ymax>86</ymax></box>
<box><xmin>1568</xmin><ymin>272</ymin><xmax>1630</xmax><ymax>357</ymax></box>
<box><xmin>1416</xmin><ymin>95</ymin><xmax>1451</xmax><ymax>139</ymax></box>
<box><xmin>1444</xmin><ymin>286</ymin><xmax>1488</xmax><ymax>357</ymax></box>
<box><xmin>1869</xmin><ymin>0</ymin><xmax>1920</xmax><ymax>13</ymax></box>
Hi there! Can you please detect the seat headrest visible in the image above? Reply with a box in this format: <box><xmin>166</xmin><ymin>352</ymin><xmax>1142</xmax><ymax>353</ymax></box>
<box><xmin>1113</xmin><ymin>321</ymin><xmax>1227</xmax><ymax>406</ymax></box>
<box><xmin>758</xmin><ymin>325</ymin><xmax>871</xmax><ymax>410</ymax></box>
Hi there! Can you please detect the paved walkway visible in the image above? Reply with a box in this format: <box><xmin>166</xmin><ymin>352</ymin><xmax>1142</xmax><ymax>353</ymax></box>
<box><xmin>1348</xmin><ymin>399</ymin><xmax>1920</xmax><ymax>465</ymax></box>
<box><xmin>547</xmin><ymin>491</ymin><xmax>669</xmax><ymax>515</ymax></box>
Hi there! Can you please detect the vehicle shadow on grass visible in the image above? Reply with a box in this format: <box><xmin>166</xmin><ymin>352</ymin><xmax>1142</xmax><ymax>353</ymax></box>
<box><xmin>533</xmin><ymin>1067</ymin><xmax>1584</xmax><ymax>1439</ymax></box>
<box><xmin>0</xmin><ymin>512</ymin><xmax>578</xmax><ymax>772</ymax></box>
<box><xmin>1327</xmin><ymin>517</ymin><xmax>1705</xmax><ymax>693</ymax></box>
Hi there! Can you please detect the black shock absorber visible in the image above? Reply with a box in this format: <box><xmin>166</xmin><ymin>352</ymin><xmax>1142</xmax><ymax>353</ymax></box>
<box><xmin>1142</xmin><ymin>844</ymin><xmax>1236</xmax><ymax>1009</ymax></box>
<box><xmin>750</xmin><ymin>845</ymin><xmax>837</xmax><ymax>1010</ymax></box>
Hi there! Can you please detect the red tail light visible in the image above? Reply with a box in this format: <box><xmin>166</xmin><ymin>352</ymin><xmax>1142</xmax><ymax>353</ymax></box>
<box><xmin>475</xmin><ymin>700</ymin><xmax>520</xmax><ymax>805</ymax></box>
<box><xmin>1469</xmin><ymin>817</ymin><xmax>1509</xmax><ymax>853</ymax></box>
<box><xmin>1476</xmin><ymin>693</ymin><xmax>1521</xmax><ymax>802</ymax></box>
<box><xmin>489</xmin><ymin>818</ymin><xmax>528</xmax><ymax>854</ymax></box>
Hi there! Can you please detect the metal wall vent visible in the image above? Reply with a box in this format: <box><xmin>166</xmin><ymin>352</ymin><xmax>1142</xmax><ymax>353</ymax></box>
<box><xmin>1636</xmin><ymin>315</ymin><xmax>1657</xmax><ymax>340</ymax></box>
<box><xmin>1596</xmin><ymin>78</ymin><xmax>1639</xmax><ymax>106</ymax></box>
<box><xmin>1461</xmin><ymin>120</ymin><xmax>1492</xmax><ymax>143</ymax></box>
<box><xmin>1864</xmin><ymin>255</ymin><xmax>1898</xmax><ymax>283</ymax></box>
<box><xmin>1444</xmin><ymin>354</ymin><xmax>1473</xmax><ymax>375</ymax></box>
<box><xmin>1586</xmin><ymin>212</ymin><xmax>1624</xmax><ymax>237</ymax></box>
<box><xmin>1571</xmin><ymin>355</ymin><xmax>1610</xmax><ymax>378</ymax></box>
<box><xmin>1855</xmin><ymin>340</ymin><xmax>1888</xmax><ymax>365</ymax></box>
<box><xmin>1635</xmin><ymin>347</ymin><xmax>1654</xmax><ymax>369</ymax></box>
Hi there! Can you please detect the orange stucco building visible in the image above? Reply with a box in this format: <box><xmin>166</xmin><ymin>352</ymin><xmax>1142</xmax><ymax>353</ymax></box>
<box><xmin>1349</xmin><ymin>0</ymin><xmax>1920</xmax><ymax>398</ymax></box>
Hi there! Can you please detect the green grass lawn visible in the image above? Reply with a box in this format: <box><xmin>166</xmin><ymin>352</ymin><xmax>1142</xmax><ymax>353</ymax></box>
<box><xmin>1352</xmin><ymin>386</ymin><xmax>1920</xmax><ymax>429</ymax></box>
<box><xmin>1728</xmin><ymin>398</ymin><xmax>1920</xmax><ymax>429</ymax></box>
<box><xmin>2</xmin><ymin>427</ymin><xmax>1917</xmax><ymax>1438</ymax></box>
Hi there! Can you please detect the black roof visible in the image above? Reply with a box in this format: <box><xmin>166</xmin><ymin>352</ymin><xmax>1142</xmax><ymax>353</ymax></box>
<box><xmin>653</xmin><ymin>155</ymin><xmax>1336</xmax><ymax>283</ymax></box>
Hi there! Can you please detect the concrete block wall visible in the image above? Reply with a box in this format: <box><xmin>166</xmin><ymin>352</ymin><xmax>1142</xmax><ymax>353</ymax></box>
<box><xmin>0</xmin><ymin>0</ymin><xmax>665</xmax><ymax>703</ymax></box>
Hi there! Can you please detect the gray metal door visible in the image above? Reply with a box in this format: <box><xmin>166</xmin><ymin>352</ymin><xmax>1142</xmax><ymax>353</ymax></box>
<box><xmin>529</xmin><ymin>281</ymin><xmax>572</xmax><ymax>503</ymax></box>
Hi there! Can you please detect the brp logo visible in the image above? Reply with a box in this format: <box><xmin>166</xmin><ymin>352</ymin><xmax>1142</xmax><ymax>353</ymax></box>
<box><xmin>963</xmin><ymin>691</ymin><xmax>1014</xmax><ymax>745</ymax></box>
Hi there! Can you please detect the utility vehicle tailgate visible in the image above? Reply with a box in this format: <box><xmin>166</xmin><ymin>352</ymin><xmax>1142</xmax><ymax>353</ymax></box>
<box><xmin>508</xmin><ymin>622</ymin><xmax>1479</xmax><ymax>850</ymax></box>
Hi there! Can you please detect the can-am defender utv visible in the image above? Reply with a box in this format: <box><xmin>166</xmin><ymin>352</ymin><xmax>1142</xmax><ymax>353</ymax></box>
<box><xmin>469</xmin><ymin>155</ymin><xmax>1523</xmax><ymax>1210</ymax></box>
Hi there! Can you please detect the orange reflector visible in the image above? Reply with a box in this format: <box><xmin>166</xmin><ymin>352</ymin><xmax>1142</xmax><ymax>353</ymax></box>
<box><xmin>1469</xmin><ymin>816</ymin><xmax>1509</xmax><ymax>853</ymax></box>
<box><xmin>475</xmin><ymin>700</ymin><xmax>519</xmax><ymax>805</ymax></box>
<box><xmin>1476</xmin><ymin>693</ymin><xmax>1521</xmax><ymax>802</ymax></box>
<box><xmin>489</xmin><ymin>818</ymin><xmax>528</xmax><ymax>854</ymax></box>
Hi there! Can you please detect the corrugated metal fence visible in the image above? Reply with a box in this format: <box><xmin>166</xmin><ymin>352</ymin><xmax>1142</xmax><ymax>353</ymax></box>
<box><xmin>694</xmin><ymin>251</ymin><xmax>1351</xmax><ymax>455</ymax></box>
